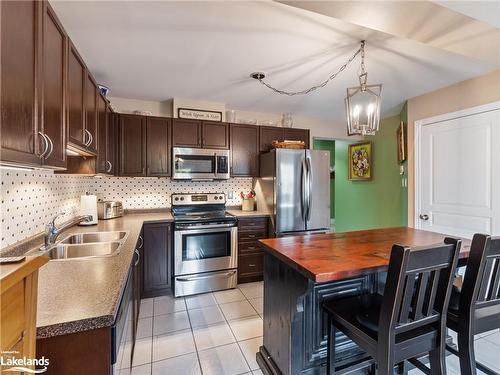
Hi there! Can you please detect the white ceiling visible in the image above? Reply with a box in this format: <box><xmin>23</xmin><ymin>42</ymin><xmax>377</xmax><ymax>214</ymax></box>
<box><xmin>435</xmin><ymin>1</ymin><xmax>500</xmax><ymax>28</ymax></box>
<box><xmin>50</xmin><ymin>1</ymin><xmax>498</xmax><ymax>122</ymax></box>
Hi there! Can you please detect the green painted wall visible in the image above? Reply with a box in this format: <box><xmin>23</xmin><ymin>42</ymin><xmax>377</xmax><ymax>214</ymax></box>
<box><xmin>335</xmin><ymin>115</ymin><xmax>405</xmax><ymax>232</ymax></box>
<box><xmin>313</xmin><ymin>139</ymin><xmax>335</xmax><ymax>219</ymax></box>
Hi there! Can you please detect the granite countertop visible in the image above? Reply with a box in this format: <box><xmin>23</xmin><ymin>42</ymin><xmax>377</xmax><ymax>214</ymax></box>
<box><xmin>259</xmin><ymin>227</ymin><xmax>471</xmax><ymax>283</ymax></box>
<box><xmin>24</xmin><ymin>211</ymin><xmax>173</xmax><ymax>339</ymax></box>
<box><xmin>226</xmin><ymin>208</ymin><xmax>270</xmax><ymax>218</ymax></box>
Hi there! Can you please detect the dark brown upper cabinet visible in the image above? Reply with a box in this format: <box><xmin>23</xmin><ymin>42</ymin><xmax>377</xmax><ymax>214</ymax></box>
<box><xmin>84</xmin><ymin>73</ymin><xmax>98</xmax><ymax>154</ymax></box>
<box><xmin>96</xmin><ymin>94</ymin><xmax>113</xmax><ymax>174</ymax></box>
<box><xmin>0</xmin><ymin>0</ymin><xmax>42</xmax><ymax>166</ymax></box>
<box><xmin>284</xmin><ymin>128</ymin><xmax>310</xmax><ymax>149</ymax></box>
<box><xmin>147</xmin><ymin>117</ymin><xmax>171</xmax><ymax>177</ymax></box>
<box><xmin>230</xmin><ymin>124</ymin><xmax>259</xmax><ymax>177</ymax></box>
<box><xmin>40</xmin><ymin>1</ymin><xmax>67</xmax><ymax>169</ymax></box>
<box><xmin>172</xmin><ymin>119</ymin><xmax>201</xmax><ymax>148</ymax></box>
<box><xmin>202</xmin><ymin>121</ymin><xmax>229</xmax><ymax>149</ymax></box>
<box><xmin>67</xmin><ymin>40</ymin><xmax>87</xmax><ymax>151</ymax></box>
<box><xmin>107</xmin><ymin>109</ymin><xmax>116</xmax><ymax>175</ymax></box>
<box><xmin>259</xmin><ymin>126</ymin><xmax>284</xmax><ymax>152</ymax></box>
<box><xmin>172</xmin><ymin>119</ymin><xmax>229</xmax><ymax>149</ymax></box>
<box><xmin>118</xmin><ymin>114</ymin><xmax>147</xmax><ymax>177</ymax></box>
<box><xmin>259</xmin><ymin>126</ymin><xmax>310</xmax><ymax>152</ymax></box>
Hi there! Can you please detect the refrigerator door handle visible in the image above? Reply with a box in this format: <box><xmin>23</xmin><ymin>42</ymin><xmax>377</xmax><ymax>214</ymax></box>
<box><xmin>301</xmin><ymin>158</ymin><xmax>307</xmax><ymax>221</ymax></box>
<box><xmin>306</xmin><ymin>156</ymin><xmax>313</xmax><ymax>222</ymax></box>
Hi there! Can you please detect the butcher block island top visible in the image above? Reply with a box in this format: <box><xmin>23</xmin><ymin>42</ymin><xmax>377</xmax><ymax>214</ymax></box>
<box><xmin>259</xmin><ymin>227</ymin><xmax>471</xmax><ymax>283</ymax></box>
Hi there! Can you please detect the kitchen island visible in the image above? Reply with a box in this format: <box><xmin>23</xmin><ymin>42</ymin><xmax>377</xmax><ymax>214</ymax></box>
<box><xmin>257</xmin><ymin>227</ymin><xmax>470</xmax><ymax>375</ymax></box>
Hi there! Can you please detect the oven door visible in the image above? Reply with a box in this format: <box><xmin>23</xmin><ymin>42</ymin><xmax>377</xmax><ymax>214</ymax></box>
<box><xmin>174</xmin><ymin>223</ymin><xmax>237</xmax><ymax>275</ymax></box>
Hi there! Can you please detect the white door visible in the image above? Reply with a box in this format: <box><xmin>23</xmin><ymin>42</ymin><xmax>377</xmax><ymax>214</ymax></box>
<box><xmin>417</xmin><ymin>108</ymin><xmax>500</xmax><ymax>238</ymax></box>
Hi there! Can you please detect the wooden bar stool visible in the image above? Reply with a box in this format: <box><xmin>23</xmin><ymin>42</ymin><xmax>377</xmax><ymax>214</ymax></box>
<box><xmin>323</xmin><ymin>238</ymin><xmax>462</xmax><ymax>375</ymax></box>
<box><xmin>446</xmin><ymin>233</ymin><xmax>500</xmax><ymax>375</ymax></box>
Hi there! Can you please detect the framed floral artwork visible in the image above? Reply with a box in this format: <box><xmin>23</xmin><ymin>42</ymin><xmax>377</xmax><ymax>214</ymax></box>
<box><xmin>348</xmin><ymin>141</ymin><xmax>372</xmax><ymax>180</ymax></box>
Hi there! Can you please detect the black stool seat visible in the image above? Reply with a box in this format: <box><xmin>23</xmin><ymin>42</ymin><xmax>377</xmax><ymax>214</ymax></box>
<box><xmin>323</xmin><ymin>238</ymin><xmax>462</xmax><ymax>375</ymax></box>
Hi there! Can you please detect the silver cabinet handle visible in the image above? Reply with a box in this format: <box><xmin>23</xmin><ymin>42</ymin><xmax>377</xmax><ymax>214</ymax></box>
<box><xmin>38</xmin><ymin>132</ymin><xmax>49</xmax><ymax>158</ymax></box>
<box><xmin>106</xmin><ymin>160</ymin><xmax>113</xmax><ymax>173</ymax></box>
<box><xmin>419</xmin><ymin>214</ymin><xmax>429</xmax><ymax>221</ymax></box>
<box><xmin>45</xmin><ymin>134</ymin><xmax>54</xmax><ymax>158</ymax></box>
<box><xmin>83</xmin><ymin>129</ymin><xmax>88</xmax><ymax>146</ymax></box>
<box><xmin>84</xmin><ymin>129</ymin><xmax>92</xmax><ymax>146</ymax></box>
<box><xmin>138</xmin><ymin>235</ymin><xmax>143</xmax><ymax>249</ymax></box>
<box><xmin>177</xmin><ymin>270</ymin><xmax>236</xmax><ymax>282</ymax></box>
<box><xmin>134</xmin><ymin>249</ymin><xmax>140</xmax><ymax>266</ymax></box>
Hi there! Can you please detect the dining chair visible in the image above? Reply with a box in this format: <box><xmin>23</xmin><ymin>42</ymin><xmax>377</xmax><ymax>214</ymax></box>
<box><xmin>446</xmin><ymin>233</ymin><xmax>500</xmax><ymax>375</ymax></box>
<box><xmin>323</xmin><ymin>238</ymin><xmax>462</xmax><ymax>375</ymax></box>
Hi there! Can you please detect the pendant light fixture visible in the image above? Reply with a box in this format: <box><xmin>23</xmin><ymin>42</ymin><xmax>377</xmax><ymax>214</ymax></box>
<box><xmin>345</xmin><ymin>41</ymin><xmax>382</xmax><ymax>136</ymax></box>
<box><xmin>250</xmin><ymin>40</ymin><xmax>382</xmax><ymax>136</ymax></box>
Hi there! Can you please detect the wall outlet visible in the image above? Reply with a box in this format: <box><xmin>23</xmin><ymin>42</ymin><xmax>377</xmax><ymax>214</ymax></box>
<box><xmin>227</xmin><ymin>191</ymin><xmax>234</xmax><ymax>199</ymax></box>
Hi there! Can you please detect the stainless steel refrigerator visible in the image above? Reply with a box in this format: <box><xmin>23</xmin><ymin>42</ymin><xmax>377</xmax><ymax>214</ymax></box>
<box><xmin>256</xmin><ymin>148</ymin><xmax>331</xmax><ymax>236</ymax></box>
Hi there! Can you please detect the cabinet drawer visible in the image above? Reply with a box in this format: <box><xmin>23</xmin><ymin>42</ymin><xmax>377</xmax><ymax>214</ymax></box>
<box><xmin>238</xmin><ymin>230</ymin><xmax>267</xmax><ymax>242</ymax></box>
<box><xmin>1</xmin><ymin>281</ymin><xmax>25</xmax><ymax>350</ymax></box>
<box><xmin>238</xmin><ymin>253</ymin><xmax>264</xmax><ymax>276</ymax></box>
<box><xmin>238</xmin><ymin>241</ymin><xmax>262</xmax><ymax>255</ymax></box>
<box><xmin>238</xmin><ymin>217</ymin><xmax>268</xmax><ymax>232</ymax></box>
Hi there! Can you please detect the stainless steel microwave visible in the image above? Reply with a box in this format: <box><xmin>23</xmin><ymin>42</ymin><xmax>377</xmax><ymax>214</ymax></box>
<box><xmin>172</xmin><ymin>147</ymin><xmax>230</xmax><ymax>180</ymax></box>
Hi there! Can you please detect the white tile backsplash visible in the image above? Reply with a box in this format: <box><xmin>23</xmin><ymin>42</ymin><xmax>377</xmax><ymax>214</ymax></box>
<box><xmin>0</xmin><ymin>170</ymin><xmax>252</xmax><ymax>249</ymax></box>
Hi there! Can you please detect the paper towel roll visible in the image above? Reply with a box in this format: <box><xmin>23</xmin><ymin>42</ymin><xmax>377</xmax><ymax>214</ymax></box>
<box><xmin>80</xmin><ymin>194</ymin><xmax>98</xmax><ymax>225</ymax></box>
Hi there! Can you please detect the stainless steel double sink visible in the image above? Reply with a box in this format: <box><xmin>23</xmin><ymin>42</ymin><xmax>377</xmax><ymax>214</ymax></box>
<box><xmin>45</xmin><ymin>231</ymin><xmax>128</xmax><ymax>261</ymax></box>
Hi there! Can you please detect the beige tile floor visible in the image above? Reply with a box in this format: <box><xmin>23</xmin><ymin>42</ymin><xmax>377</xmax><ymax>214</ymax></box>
<box><xmin>127</xmin><ymin>281</ymin><xmax>264</xmax><ymax>375</ymax></box>
<box><xmin>125</xmin><ymin>280</ymin><xmax>500</xmax><ymax>375</ymax></box>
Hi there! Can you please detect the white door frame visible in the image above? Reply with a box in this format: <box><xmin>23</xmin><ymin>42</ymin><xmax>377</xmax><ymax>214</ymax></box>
<box><xmin>414</xmin><ymin>101</ymin><xmax>500</xmax><ymax>230</ymax></box>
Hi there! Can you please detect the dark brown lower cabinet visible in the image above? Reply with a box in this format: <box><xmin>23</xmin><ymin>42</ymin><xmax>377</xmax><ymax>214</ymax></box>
<box><xmin>237</xmin><ymin>217</ymin><xmax>270</xmax><ymax>284</ymax></box>
<box><xmin>142</xmin><ymin>222</ymin><xmax>172</xmax><ymax>298</ymax></box>
<box><xmin>37</xmin><ymin>327</ymin><xmax>111</xmax><ymax>375</ymax></box>
<box><xmin>133</xmin><ymin>231</ymin><xmax>143</xmax><ymax>344</ymax></box>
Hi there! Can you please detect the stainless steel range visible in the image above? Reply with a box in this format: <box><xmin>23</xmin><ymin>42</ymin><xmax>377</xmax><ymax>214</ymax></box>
<box><xmin>172</xmin><ymin>193</ymin><xmax>238</xmax><ymax>297</ymax></box>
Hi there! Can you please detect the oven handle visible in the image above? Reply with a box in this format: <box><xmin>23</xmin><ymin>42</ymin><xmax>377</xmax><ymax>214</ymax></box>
<box><xmin>175</xmin><ymin>222</ymin><xmax>236</xmax><ymax>230</ymax></box>
<box><xmin>176</xmin><ymin>270</ymin><xmax>236</xmax><ymax>282</ymax></box>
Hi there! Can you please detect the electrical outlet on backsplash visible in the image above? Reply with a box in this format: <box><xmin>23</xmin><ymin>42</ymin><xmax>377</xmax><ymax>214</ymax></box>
<box><xmin>0</xmin><ymin>170</ymin><xmax>253</xmax><ymax>248</ymax></box>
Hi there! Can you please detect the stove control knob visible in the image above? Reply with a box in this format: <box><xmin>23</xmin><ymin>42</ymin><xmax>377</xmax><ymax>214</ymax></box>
<box><xmin>214</xmin><ymin>196</ymin><xmax>218</xmax><ymax>200</ymax></box>
<box><xmin>174</xmin><ymin>197</ymin><xmax>179</xmax><ymax>201</ymax></box>
<box><xmin>219</xmin><ymin>195</ymin><xmax>223</xmax><ymax>200</ymax></box>
<box><xmin>180</xmin><ymin>197</ymin><xmax>184</xmax><ymax>201</ymax></box>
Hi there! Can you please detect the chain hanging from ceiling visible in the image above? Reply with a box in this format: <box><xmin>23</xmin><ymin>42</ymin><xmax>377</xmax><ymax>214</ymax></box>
<box><xmin>250</xmin><ymin>41</ymin><xmax>366</xmax><ymax>96</ymax></box>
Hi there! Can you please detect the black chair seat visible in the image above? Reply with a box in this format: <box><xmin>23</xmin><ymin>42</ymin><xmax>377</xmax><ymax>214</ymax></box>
<box><xmin>324</xmin><ymin>293</ymin><xmax>383</xmax><ymax>336</ymax></box>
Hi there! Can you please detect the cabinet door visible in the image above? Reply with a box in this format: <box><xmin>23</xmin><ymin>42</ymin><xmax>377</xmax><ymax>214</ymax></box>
<box><xmin>84</xmin><ymin>73</ymin><xmax>98</xmax><ymax>153</ymax></box>
<box><xmin>142</xmin><ymin>222</ymin><xmax>171</xmax><ymax>298</ymax></box>
<box><xmin>40</xmin><ymin>1</ymin><xmax>67</xmax><ymax>169</ymax></box>
<box><xmin>0</xmin><ymin>0</ymin><xmax>42</xmax><ymax>166</ymax></box>
<box><xmin>118</xmin><ymin>114</ymin><xmax>146</xmax><ymax>176</ymax></box>
<box><xmin>147</xmin><ymin>117</ymin><xmax>171</xmax><ymax>177</ymax></box>
<box><xmin>284</xmin><ymin>128</ymin><xmax>310</xmax><ymax>149</ymax></box>
<box><xmin>67</xmin><ymin>41</ymin><xmax>86</xmax><ymax>148</ymax></box>
<box><xmin>107</xmin><ymin>108</ymin><xmax>116</xmax><ymax>175</ymax></box>
<box><xmin>96</xmin><ymin>94</ymin><xmax>108</xmax><ymax>173</ymax></box>
<box><xmin>202</xmin><ymin>121</ymin><xmax>229</xmax><ymax>149</ymax></box>
<box><xmin>172</xmin><ymin>119</ymin><xmax>201</xmax><ymax>148</ymax></box>
<box><xmin>259</xmin><ymin>126</ymin><xmax>284</xmax><ymax>152</ymax></box>
<box><xmin>230</xmin><ymin>124</ymin><xmax>259</xmax><ymax>176</ymax></box>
